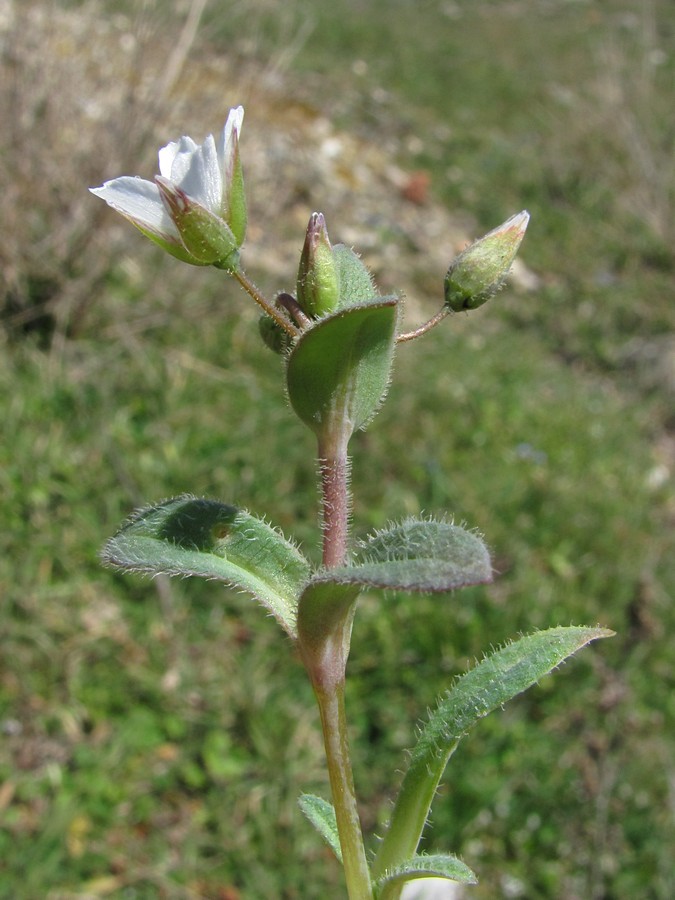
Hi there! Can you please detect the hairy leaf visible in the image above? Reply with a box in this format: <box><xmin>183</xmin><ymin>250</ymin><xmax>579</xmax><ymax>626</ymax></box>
<box><xmin>348</xmin><ymin>517</ymin><xmax>492</xmax><ymax>592</ymax></box>
<box><xmin>101</xmin><ymin>494</ymin><xmax>311</xmax><ymax>638</ymax></box>
<box><xmin>286</xmin><ymin>298</ymin><xmax>398</xmax><ymax>441</ymax></box>
<box><xmin>375</xmin><ymin>853</ymin><xmax>477</xmax><ymax>900</ymax></box>
<box><xmin>298</xmin><ymin>794</ymin><xmax>342</xmax><ymax>862</ymax></box>
<box><xmin>372</xmin><ymin>626</ymin><xmax>614</xmax><ymax>878</ymax></box>
<box><xmin>332</xmin><ymin>243</ymin><xmax>378</xmax><ymax>309</ymax></box>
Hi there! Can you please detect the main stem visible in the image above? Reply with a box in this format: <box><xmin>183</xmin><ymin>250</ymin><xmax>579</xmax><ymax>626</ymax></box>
<box><xmin>314</xmin><ymin>430</ymin><xmax>372</xmax><ymax>899</ymax></box>
<box><xmin>314</xmin><ymin>680</ymin><xmax>372</xmax><ymax>900</ymax></box>
<box><xmin>319</xmin><ymin>433</ymin><xmax>351</xmax><ymax>568</ymax></box>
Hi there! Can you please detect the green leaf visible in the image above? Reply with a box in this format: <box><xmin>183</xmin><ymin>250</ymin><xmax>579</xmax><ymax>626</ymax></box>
<box><xmin>332</xmin><ymin>243</ymin><xmax>378</xmax><ymax>309</ymax></box>
<box><xmin>372</xmin><ymin>626</ymin><xmax>614</xmax><ymax>879</ymax></box>
<box><xmin>346</xmin><ymin>517</ymin><xmax>492</xmax><ymax>592</ymax></box>
<box><xmin>286</xmin><ymin>298</ymin><xmax>398</xmax><ymax>441</ymax></box>
<box><xmin>296</xmin><ymin>519</ymin><xmax>489</xmax><ymax>668</ymax></box>
<box><xmin>298</xmin><ymin>794</ymin><xmax>342</xmax><ymax>862</ymax></box>
<box><xmin>101</xmin><ymin>495</ymin><xmax>311</xmax><ymax>638</ymax></box>
<box><xmin>375</xmin><ymin>853</ymin><xmax>477</xmax><ymax>900</ymax></box>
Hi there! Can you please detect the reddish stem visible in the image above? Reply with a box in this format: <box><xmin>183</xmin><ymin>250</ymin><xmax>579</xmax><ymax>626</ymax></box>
<box><xmin>318</xmin><ymin>433</ymin><xmax>351</xmax><ymax>569</ymax></box>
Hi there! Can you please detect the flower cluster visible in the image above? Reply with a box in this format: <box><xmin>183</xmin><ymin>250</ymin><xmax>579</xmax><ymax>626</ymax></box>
<box><xmin>91</xmin><ymin>104</ymin><xmax>530</xmax><ymax>334</ymax></box>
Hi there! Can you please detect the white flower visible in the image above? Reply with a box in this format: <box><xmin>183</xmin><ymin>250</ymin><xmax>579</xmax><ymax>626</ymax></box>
<box><xmin>90</xmin><ymin>106</ymin><xmax>246</xmax><ymax>266</ymax></box>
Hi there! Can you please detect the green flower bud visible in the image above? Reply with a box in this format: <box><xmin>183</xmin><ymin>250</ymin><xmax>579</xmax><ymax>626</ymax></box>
<box><xmin>259</xmin><ymin>314</ymin><xmax>291</xmax><ymax>355</ymax></box>
<box><xmin>444</xmin><ymin>210</ymin><xmax>530</xmax><ymax>311</ymax></box>
<box><xmin>297</xmin><ymin>213</ymin><xmax>340</xmax><ymax>318</ymax></box>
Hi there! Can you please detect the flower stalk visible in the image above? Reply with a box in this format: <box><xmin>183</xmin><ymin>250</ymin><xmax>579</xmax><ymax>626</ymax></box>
<box><xmin>231</xmin><ymin>268</ymin><xmax>299</xmax><ymax>337</ymax></box>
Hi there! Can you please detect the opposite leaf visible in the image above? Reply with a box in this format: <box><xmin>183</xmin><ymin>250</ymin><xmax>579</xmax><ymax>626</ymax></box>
<box><xmin>101</xmin><ymin>494</ymin><xmax>311</xmax><ymax>639</ymax></box>
<box><xmin>375</xmin><ymin>853</ymin><xmax>477</xmax><ymax>900</ymax></box>
<box><xmin>349</xmin><ymin>517</ymin><xmax>492</xmax><ymax>592</ymax></box>
<box><xmin>286</xmin><ymin>298</ymin><xmax>398</xmax><ymax>441</ymax></box>
<box><xmin>298</xmin><ymin>794</ymin><xmax>342</xmax><ymax>863</ymax></box>
<box><xmin>332</xmin><ymin>243</ymin><xmax>378</xmax><ymax>309</ymax></box>
<box><xmin>372</xmin><ymin>625</ymin><xmax>614</xmax><ymax>880</ymax></box>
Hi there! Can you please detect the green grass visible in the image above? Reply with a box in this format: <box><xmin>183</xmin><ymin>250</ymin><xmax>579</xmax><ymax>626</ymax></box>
<box><xmin>1</xmin><ymin>0</ymin><xmax>674</xmax><ymax>897</ymax></box>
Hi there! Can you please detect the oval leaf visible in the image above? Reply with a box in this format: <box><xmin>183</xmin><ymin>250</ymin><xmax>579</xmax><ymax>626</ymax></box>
<box><xmin>101</xmin><ymin>495</ymin><xmax>311</xmax><ymax>638</ymax></box>
<box><xmin>346</xmin><ymin>518</ymin><xmax>492</xmax><ymax>592</ymax></box>
<box><xmin>372</xmin><ymin>626</ymin><xmax>614</xmax><ymax>879</ymax></box>
<box><xmin>286</xmin><ymin>298</ymin><xmax>398</xmax><ymax>440</ymax></box>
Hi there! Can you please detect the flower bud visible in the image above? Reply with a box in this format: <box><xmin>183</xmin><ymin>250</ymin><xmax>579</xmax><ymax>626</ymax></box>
<box><xmin>296</xmin><ymin>213</ymin><xmax>340</xmax><ymax>318</ymax></box>
<box><xmin>444</xmin><ymin>210</ymin><xmax>530</xmax><ymax>311</ymax></box>
<box><xmin>259</xmin><ymin>314</ymin><xmax>291</xmax><ymax>355</ymax></box>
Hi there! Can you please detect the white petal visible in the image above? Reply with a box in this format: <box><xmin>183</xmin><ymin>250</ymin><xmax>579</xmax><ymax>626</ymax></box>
<box><xmin>177</xmin><ymin>134</ymin><xmax>222</xmax><ymax>214</ymax></box>
<box><xmin>223</xmin><ymin>105</ymin><xmax>244</xmax><ymax>152</ymax></box>
<box><xmin>90</xmin><ymin>176</ymin><xmax>177</xmax><ymax>238</ymax></box>
<box><xmin>160</xmin><ymin>135</ymin><xmax>199</xmax><ymax>183</ymax></box>
<box><xmin>217</xmin><ymin>105</ymin><xmax>244</xmax><ymax>182</ymax></box>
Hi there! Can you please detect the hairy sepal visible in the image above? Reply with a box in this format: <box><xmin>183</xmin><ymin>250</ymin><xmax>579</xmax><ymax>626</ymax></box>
<box><xmin>372</xmin><ymin>626</ymin><xmax>614</xmax><ymax>879</ymax></box>
<box><xmin>101</xmin><ymin>494</ymin><xmax>311</xmax><ymax>639</ymax></box>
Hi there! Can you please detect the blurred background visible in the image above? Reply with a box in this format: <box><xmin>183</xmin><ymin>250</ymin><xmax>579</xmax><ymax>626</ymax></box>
<box><xmin>1</xmin><ymin>0</ymin><xmax>673</xmax><ymax>897</ymax></box>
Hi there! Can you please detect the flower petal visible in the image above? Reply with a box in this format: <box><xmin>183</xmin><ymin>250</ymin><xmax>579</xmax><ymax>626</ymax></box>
<box><xmin>177</xmin><ymin>134</ymin><xmax>222</xmax><ymax>214</ymax></box>
<box><xmin>217</xmin><ymin>106</ymin><xmax>244</xmax><ymax>188</ymax></box>
<box><xmin>158</xmin><ymin>135</ymin><xmax>198</xmax><ymax>180</ymax></box>
<box><xmin>90</xmin><ymin>176</ymin><xmax>177</xmax><ymax>239</ymax></box>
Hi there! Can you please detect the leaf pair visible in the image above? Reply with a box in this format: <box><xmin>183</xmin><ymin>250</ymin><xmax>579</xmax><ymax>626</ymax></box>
<box><xmin>102</xmin><ymin>498</ymin><xmax>493</xmax><ymax>646</ymax></box>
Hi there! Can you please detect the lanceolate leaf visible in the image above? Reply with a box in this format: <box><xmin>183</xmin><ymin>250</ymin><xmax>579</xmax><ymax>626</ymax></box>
<box><xmin>374</xmin><ymin>853</ymin><xmax>477</xmax><ymax>900</ymax></box>
<box><xmin>286</xmin><ymin>298</ymin><xmax>398</xmax><ymax>441</ymax></box>
<box><xmin>101</xmin><ymin>495</ymin><xmax>311</xmax><ymax>639</ymax></box>
<box><xmin>298</xmin><ymin>794</ymin><xmax>342</xmax><ymax>862</ymax></box>
<box><xmin>372</xmin><ymin>626</ymin><xmax>614</xmax><ymax>879</ymax></box>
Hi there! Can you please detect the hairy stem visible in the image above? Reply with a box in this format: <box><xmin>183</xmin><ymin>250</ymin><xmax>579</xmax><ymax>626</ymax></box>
<box><xmin>396</xmin><ymin>305</ymin><xmax>449</xmax><ymax>343</ymax></box>
<box><xmin>318</xmin><ymin>433</ymin><xmax>351</xmax><ymax>569</ymax></box>
<box><xmin>310</xmin><ymin>428</ymin><xmax>372</xmax><ymax>897</ymax></box>
<box><xmin>232</xmin><ymin>267</ymin><xmax>299</xmax><ymax>337</ymax></box>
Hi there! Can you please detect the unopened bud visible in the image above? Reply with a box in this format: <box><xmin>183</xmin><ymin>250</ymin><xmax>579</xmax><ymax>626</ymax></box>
<box><xmin>259</xmin><ymin>315</ymin><xmax>291</xmax><ymax>354</ymax></box>
<box><xmin>297</xmin><ymin>213</ymin><xmax>340</xmax><ymax>318</ymax></box>
<box><xmin>444</xmin><ymin>211</ymin><xmax>530</xmax><ymax>311</ymax></box>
